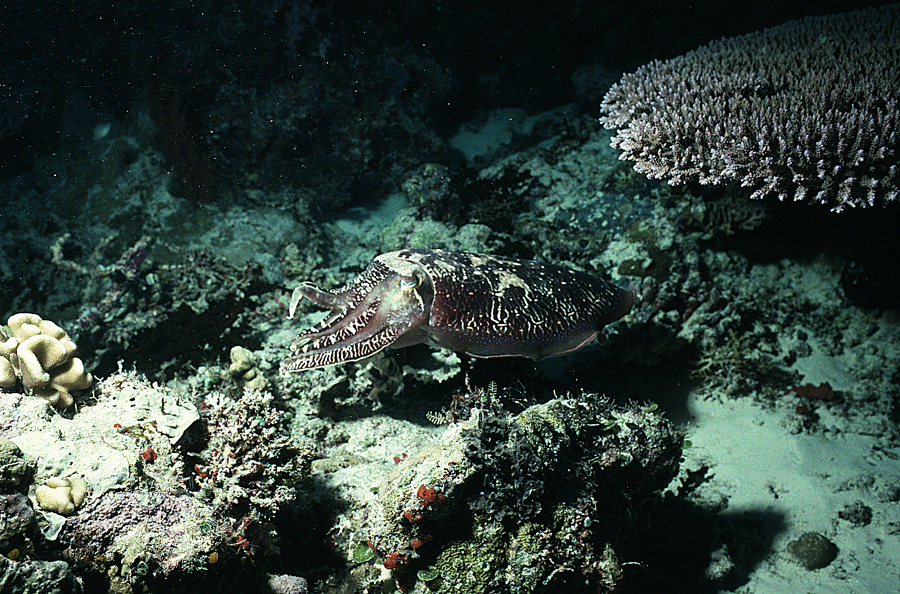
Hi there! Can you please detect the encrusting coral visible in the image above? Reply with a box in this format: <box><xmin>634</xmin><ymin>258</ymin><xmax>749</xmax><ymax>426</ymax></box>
<box><xmin>0</xmin><ymin>436</ymin><xmax>36</xmax><ymax>495</ymax></box>
<box><xmin>0</xmin><ymin>313</ymin><xmax>92</xmax><ymax>408</ymax></box>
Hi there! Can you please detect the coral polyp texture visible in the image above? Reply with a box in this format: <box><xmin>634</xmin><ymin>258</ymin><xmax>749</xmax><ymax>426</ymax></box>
<box><xmin>365</xmin><ymin>393</ymin><xmax>682</xmax><ymax>593</ymax></box>
<box><xmin>283</xmin><ymin>249</ymin><xmax>634</xmax><ymax>372</ymax></box>
<box><xmin>600</xmin><ymin>4</ymin><xmax>900</xmax><ymax>211</ymax></box>
<box><xmin>0</xmin><ymin>313</ymin><xmax>92</xmax><ymax>408</ymax></box>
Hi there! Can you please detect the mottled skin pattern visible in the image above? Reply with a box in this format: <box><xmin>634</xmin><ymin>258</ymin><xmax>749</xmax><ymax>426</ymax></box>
<box><xmin>281</xmin><ymin>249</ymin><xmax>634</xmax><ymax>373</ymax></box>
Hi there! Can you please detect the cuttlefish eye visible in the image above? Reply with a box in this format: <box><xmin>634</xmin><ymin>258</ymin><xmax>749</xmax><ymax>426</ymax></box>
<box><xmin>398</xmin><ymin>275</ymin><xmax>420</xmax><ymax>290</ymax></box>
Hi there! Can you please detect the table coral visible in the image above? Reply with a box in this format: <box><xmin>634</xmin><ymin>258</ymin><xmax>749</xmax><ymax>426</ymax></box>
<box><xmin>600</xmin><ymin>4</ymin><xmax>900</xmax><ymax>211</ymax></box>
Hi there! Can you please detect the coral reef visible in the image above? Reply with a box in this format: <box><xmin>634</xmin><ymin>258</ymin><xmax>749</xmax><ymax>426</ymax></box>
<box><xmin>227</xmin><ymin>346</ymin><xmax>268</xmax><ymax>391</ymax></box>
<box><xmin>64</xmin><ymin>489</ymin><xmax>224</xmax><ymax>582</ymax></box>
<box><xmin>0</xmin><ymin>436</ymin><xmax>36</xmax><ymax>495</ymax></box>
<box><xmin>266</xmin><ymin>573</ymin><xmax>309</xmax><ymax>594</ymax></box>
<box><xmin>691</xmin><ymin>331</ymin><xmax>780</xmax><ymax>398</ymax></box>
<box><xmin>786</xmin><ymin>531</ymin><xmax>838</xmax><ymax>570</ymax></box>
<box><xmin>0</xmin><ymin>369</ymin><xmax>314</xmax><ymax>591</ymax></box>
<box><xmin>196</xmin><ymin>388</ymin><xmax>312</xmax><ymax>522</ymax></box>
<box><xmin>1</xmin><ymin>493</ymin><xmax>34</xmax><ymax>550</ymax></box>
<box><xmin>401</xmin><ymin>163</ymin><xmax>458</xmax><ymax>223</ymax></box>
<box><xmin>51</xmin><ymin>232</ymin><xmax>276</xmax><ymax>377</ymax></box>
<box><xmin>2</xmin><ymin>371</ymin><xmax>209</xmax><ymax>584</ymax></box>
<box><xmin>380</xmin><ymin>209</ymin><xmax>496</xmax><ymax>253</ymax></box>
<box><xmin>1</xmin><ymin>433</ymin><xmax>82</xmax><ymax>592</ymax></box>
<box><xmin>0</xmin><ymin>313</ymin><xmax>92</xmax><ymax>408</ymax></box>
<box><xmin>3</xmin><ymin>4</ymin><xmax>900</xmax><ymax>593</ymax></box>
<box><xmin>0</xmin><ymin>556</ymin><xmax>83</xmax><ymax>594</ymax></box>
<box><xmin>365</xmin><ymin>390</ymin><xmax>682</xmax><ymax>593</ymax></box>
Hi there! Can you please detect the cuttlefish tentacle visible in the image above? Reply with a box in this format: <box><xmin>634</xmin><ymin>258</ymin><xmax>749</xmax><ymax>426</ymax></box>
<box><xmin>287</xmin><ymin>285</ymin><xmax>356</xmax><ymax>346</ymax></box>
<box><xmin>283</xmin><ymin>257</ymin><xmax>432</xmax><ymax>372</ymax></box>
<box><xmin>281</xmin><ymin>249</ymin><xmax>633</xmax><ymax>373</ymax></box>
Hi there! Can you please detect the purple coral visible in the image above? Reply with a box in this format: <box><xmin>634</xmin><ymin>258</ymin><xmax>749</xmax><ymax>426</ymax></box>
<box><xmin>64</xmin><ymin>490</ymin><xmax>223</xmax><ymax>575</ymax></box>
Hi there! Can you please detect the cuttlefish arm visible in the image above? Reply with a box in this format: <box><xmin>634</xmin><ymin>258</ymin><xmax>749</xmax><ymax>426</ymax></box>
<box><xmin>282</xmin><ymin>256</ymin><xmax>433</xmax><ymax>372</ymax></box>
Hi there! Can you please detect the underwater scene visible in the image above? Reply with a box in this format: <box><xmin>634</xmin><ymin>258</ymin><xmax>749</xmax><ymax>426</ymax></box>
<box><xmin>1</xmin><ymin>1</ymin><xmax>899</xmax><ymax>593</ymax></box>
